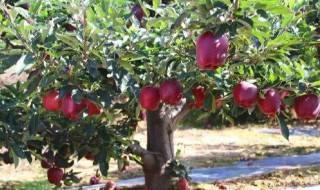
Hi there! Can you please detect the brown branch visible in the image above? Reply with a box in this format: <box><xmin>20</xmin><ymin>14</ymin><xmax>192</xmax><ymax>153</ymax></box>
<box><xmin>0</xmin><ymin>3</ymin><xmax>38</xmax><ymax>58</ymax></box>
<box><xmin>234</xmin><ymin>0</ymin><xmax>239</xmax><ymax>9</ymax></box>
<box><xmin>82</xmin><ymin>3</ymin><xmax>89</xmax><ymax>64</ymax></box>
<box><xmin>171</xmin><ymin>102</ymin><xmax>191</xmax><ymax>131</ymax></box>
<box><xmin>126</xmin><ymin>143</ymin><xmax>163</xmax><ymax>172</ymax></box>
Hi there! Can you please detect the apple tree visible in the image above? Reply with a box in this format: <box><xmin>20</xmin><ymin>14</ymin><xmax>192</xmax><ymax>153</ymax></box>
<box><xmin>0</xmin><ymin>0</ymin><xmax>319</xmax><ymax>189</ymax></box>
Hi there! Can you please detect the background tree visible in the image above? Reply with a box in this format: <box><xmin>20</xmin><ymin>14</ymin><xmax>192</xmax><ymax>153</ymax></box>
<box><xmin>0</xmin><ymin>0</ymin><xmax>319</xmax><ymax>190</ymax></box>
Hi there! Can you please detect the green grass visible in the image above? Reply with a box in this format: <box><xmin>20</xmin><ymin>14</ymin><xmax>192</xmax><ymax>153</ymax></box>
<box><xmin>1</xmin><ymin>180</ymin><xmax>54</xmax><ymax>190</ymax></box>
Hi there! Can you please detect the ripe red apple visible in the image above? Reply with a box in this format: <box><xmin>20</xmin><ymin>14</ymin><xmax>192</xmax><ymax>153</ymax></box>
<box><xmin>42</xmin><ymin>90</ymin><xmax>62</xmax><ymax>112</ymax></box>
<box><xmin>87</xmin><ymin>101</ymin><xmax>102</xmax><ymax>116</ymax></box>
<box><xmin>106</xmin><ymin>181</ymin><xmax>117</xmax><ymax>190</ymax></box>
<box><xmin>20</xmin><ymin>3</ymin><xmax>29</xmax><ymax>10</ymax></box>
<box><xmin>196</xmin><ymin>31</ymin><xmax>229</xmax><ymax>70</ymax></box>
<box><xmin>62</xmin><ymin>92</ymin><xmax>87</xmax><ymax>120</ymax></box>
<box><xmin>294</xmin><ymin>94</ymin><xmax>320</xmax><ymax>120</ymax></box>
<box><xmin>233</xmin><ymin>81</ymin><xmax>259</xmax><ymax>108</ymax></box>
<box><xmin>44</xmin><ymin>54</ymin><xmax>50</xmax><ymax>60</ymax></box>
<box><xmin>3</xmin><ymin>151</ymin><xmax>13</xmax><ymax>164</ymax></box>
<box><xmin>85</xmin><ymin>152</ymin><xmax>95</xmax><ymax>160</ymax></box>
<box><xmin>258</xmin><ymin>88</ymin><xmax>281</xmax><ymax>117</ymax></box>
<box><xmin>159</xmin><ymin>79</ymin><xmax>183</xmax><ymax>105</ymax></box>
<box><xmin>131</xmin><ymin>4</ymin><xmax>145</xmax><ymax>24</ymax></box>
<box><xmin>41</xmin><ymin>151</ymin><xmax>55</xmax><ymax>169</ymax></box>
<box><xmin>47</xmin><ymin>167</ymin><xmax>64</xmax><ymax>185</ymax></box>
<box><xmin>90</xmin><ymin>171</ymin><xmax>101</xmax><ymax>185</ymax></box>
<box><xmin>215</xmin><ymin>95</ymin><xmax>222</xmax><ymax>109</ymax></box>
<box><xmin>191</xmin><ymin>85</ymin><xmax>207</xmax><ymax>109</ymax></box>
<box><xmin>121</xmin><ymin>164</ymin><xmax>130</xmax><ymax>172</ymax></box>
<box><xmin>65</xmin><ymin>23</ymin><xmax>77</xmax><ymax>31</ymax></box>
<box><xmin>177</xmin><ymin>178</ymin><xmax>190</xmax><ymax>190</ymax></box>
<box><xmin>139</xmin><ymin>86</ymin><xmax>161</xmax><ymax>110</ymax></box>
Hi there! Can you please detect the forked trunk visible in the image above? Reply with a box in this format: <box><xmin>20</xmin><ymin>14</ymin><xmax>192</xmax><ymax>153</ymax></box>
<box><xmin>144</xmin><ymin>108</ymin><xmax>174</xmax><ymax>190</ymax></box>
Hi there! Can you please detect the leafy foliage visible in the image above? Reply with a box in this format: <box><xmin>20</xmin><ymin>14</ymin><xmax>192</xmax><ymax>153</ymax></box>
<box><xmin>0</xmin><ymin>0</ymin><xmax>319</xmax><ymax>187</ymax></box>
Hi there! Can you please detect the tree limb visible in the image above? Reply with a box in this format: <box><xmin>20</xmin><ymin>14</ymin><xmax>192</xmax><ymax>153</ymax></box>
<box><xmin>171</xmin><ymin>102</ymin><xmax>191</xmax><ymax>131</ymax></box>
<box><xmin>0</xmin><ymin>3</ymin><xmax>38</xmax><ymax>59</ymax></box>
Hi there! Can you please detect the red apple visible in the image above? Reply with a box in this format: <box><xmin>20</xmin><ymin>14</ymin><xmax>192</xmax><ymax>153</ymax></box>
<box><xmin>139</xmin><ymin>86</ymin><xmax>161</xmax><ymax>110</ymax></box>
<box><xmin>20</xmin><ymin>3</ymin><xmax>29</xmax><ymax>10</ymax></box>
<box><xmin>131</xmin><ymin>4</ymin><xmax>145</xmax><ymax>24</ymax></box>
<box><xmin>65</xmin><ymin>23</ymin><xmax>77</xmax><ymax>31</ymax></box>
<box><xmin>121</xmin><ymin>164</ymin><xmax>130</xmax><ymax>172</ymax></box>
<box><xmin>191</xmin><ymin>85</ymin><xmax>207</xmax><ymax>109</ymax></box>
<box><xmin>106</xmin><ymin>181</ymin><xmax>117</xmax><ymax>190</ymax></box>
<box><xmin>159</xmin><ymin>79</ymin><xmax>183</xmax><ymax>105</ymax></box>
<box><xmin>294</xmin><ymin>94</ymin><xmax>320</xmax><ymax>120</ymax></box>
<box><xmin>85</xmin><ymin>152</ymin><xmax>95</xmax><ymax>160</ymax></box>
<box><xmin>87</xmin><ymin>101</ymin><xmax>102</xmax><ymax>116</ymax></box>
<box><xmin>258</xmin><ymin>88</ymin><xmax>281</xmax><ymax>117</ymax></box>
<box><xmin>90</xmin><ymin>171</ymin><xmax>101</xmax><ymax>185</ymax></box>
<box><xmin>215</xmin><ymin>95</ymin><xmax>222</xmax><ymax>109</ymax></box>
<box><xmin>196</xmin><ymin>31</ymin><xmax>229</xmax><ymax>70</ymax></box>
<box><xmin>177</xmin><ymin>178</ymin><xmax>190</xmax><ymax>190</ymax></box>
<box><xmin>233</xmin><ymin>81</ymin><xmax>259</xmax><ymax>108</ymax></box>
<box><xmin>44</xmin><ymin>54</ymin><xmax>50</xmax><ymax>60</ymax></box>
<box><xmin>47</xmin><ymin>167</ymin><xmax>64</xmax><ymax>185</ymax></box>
<box><xmin>42</xmin><ymin>90</ymin><xmax>62</xmax><ymax>112</ymax></box>
<box><xmin>3</xmin><ymin>151</ymin><xmax>13</xmax><ymax>164</ymax></box>
<box><xmin>41</xmin><ymin>151</ymin><xmax>55</xmax><ymax>169</ymax></box>
<box><xmin>62</xmin><ymin>92</ymin><xmax>87</xmax><ymax>120</ymax></box>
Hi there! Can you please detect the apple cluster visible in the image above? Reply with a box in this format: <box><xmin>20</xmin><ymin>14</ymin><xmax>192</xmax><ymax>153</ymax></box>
<box><xmin>42</xmin><ymin>90</ymin><xmax>102</xmax><ymax>120</ymax></box>
<box><xmin>139</xmin><ymin>79</ymin><xmax>183</xmax><ymax>110</ymax></box>
<box><xmin>39</xmin><ymin>150</ymin><xmax>64</xmax><ymax>185</ymax></box>
<box><xmin>233</xmin><ymin>81</ymin><xmax>320</xmax><ymax>120</ymax></box>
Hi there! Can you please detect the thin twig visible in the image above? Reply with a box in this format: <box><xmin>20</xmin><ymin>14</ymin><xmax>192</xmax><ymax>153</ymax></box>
<box><xmin>82</xmin><ymin>2</ymin><xmax>89</xmax><ymax>64</ymax></box>
<box><xmin>0</xmin><ymin>2</ymin><xmax>38</xmax><ymax>59</ymax></box>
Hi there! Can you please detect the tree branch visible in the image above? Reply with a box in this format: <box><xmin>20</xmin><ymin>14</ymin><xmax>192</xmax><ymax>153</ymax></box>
<box><xmin>81</xmin><ymin>1</ymin><xmax>89</xmax><ymax>64</ymax></box>
<box><xmin>126</xmin><ymin>142</ymin><xmax>163</xmax><ymax>172</ymax></box>
<box><xmin>171</xmin><ymin>102</ymin><xmax>191</xmax><ymax>131</ymax></box>
<box><xmin>0</xmin><ymin>2</ymin><xmax>38</xmax><ymax>59</ymax></box>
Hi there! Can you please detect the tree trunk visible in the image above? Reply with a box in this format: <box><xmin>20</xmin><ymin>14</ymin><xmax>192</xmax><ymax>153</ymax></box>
<box><xmin>144</xmin><ymin>108</ymin><xmax>174</xmax><ymax>190</ymax></box>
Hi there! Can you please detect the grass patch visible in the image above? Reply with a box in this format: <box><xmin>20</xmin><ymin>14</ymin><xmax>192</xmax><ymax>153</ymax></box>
<box><xmin>1</xmin><ymin>180</ymin><xmax>54</xmax><ymax>190</ymax></box>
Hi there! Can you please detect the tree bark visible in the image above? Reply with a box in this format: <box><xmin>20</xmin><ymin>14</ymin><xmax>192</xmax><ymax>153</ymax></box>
<box><xmin>144</xmin><ymin>107</ymin><xmax>174</xmax><ymax>190</ymax></box>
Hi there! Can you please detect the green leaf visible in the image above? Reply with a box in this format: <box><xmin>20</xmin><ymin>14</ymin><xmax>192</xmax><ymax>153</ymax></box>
<box><xmin>28</xmin><ymin>113</ymin><xmax>39</xmax><ymax>136</ymax></box>
<box><xmin>71</xmin><ymin>175</ymin><xmax>81</xmax><ymax>183</ymax></box>
<box><xmin>11</xmin><ymin>149</ymin><xmax>19</xmax><ymax>168</ymax></box>
<box><xmin>71</xmin><ymin>89</ymin><xmax>83</xmax><ymax>104</ymax></box>
<box><xmin>30</xmin><ymin>0</ymin><xmax>43</xmax><ymax>14</ymax></box>
<box><xmin>15</xmin><ymin>54</ymin><xmax>35</xmax><ymax>74</ymax></box>
<box><xmin>99</xmin><ymin>160</ymin><xmax>109</xmax><ymax>176</ymax></box>
<box><xmin>277</xmin><ymin>114</ymin><xmax>289</xmax><ymax>140</ymax></box>
<box><xmin>11</xmin><ymin>143</ymin><xmax>25</xmax><ymax>158</ymax></box>
<box><xmin>55</xmin><ymin>33</ymin><xmax>82</xmax><ymax>50</ymax></box>
<box><xmin>310</xmin><ymin>80</ymin><xmax>320</xmax><ymax>87</ymax></box>
<box><xmin>171</xmin><ymin>12</ymin><xmax>189</xmax><ymax>32</ymax></box>
<box><xmin>153</xmin><ymin>0</ymin><xmax>161</xmax><ymax>9</ymax></box>
<box><xmin>39</xmin><ymin>74</ymin><xmax>57</xmax><ymax>88</ymax></box>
